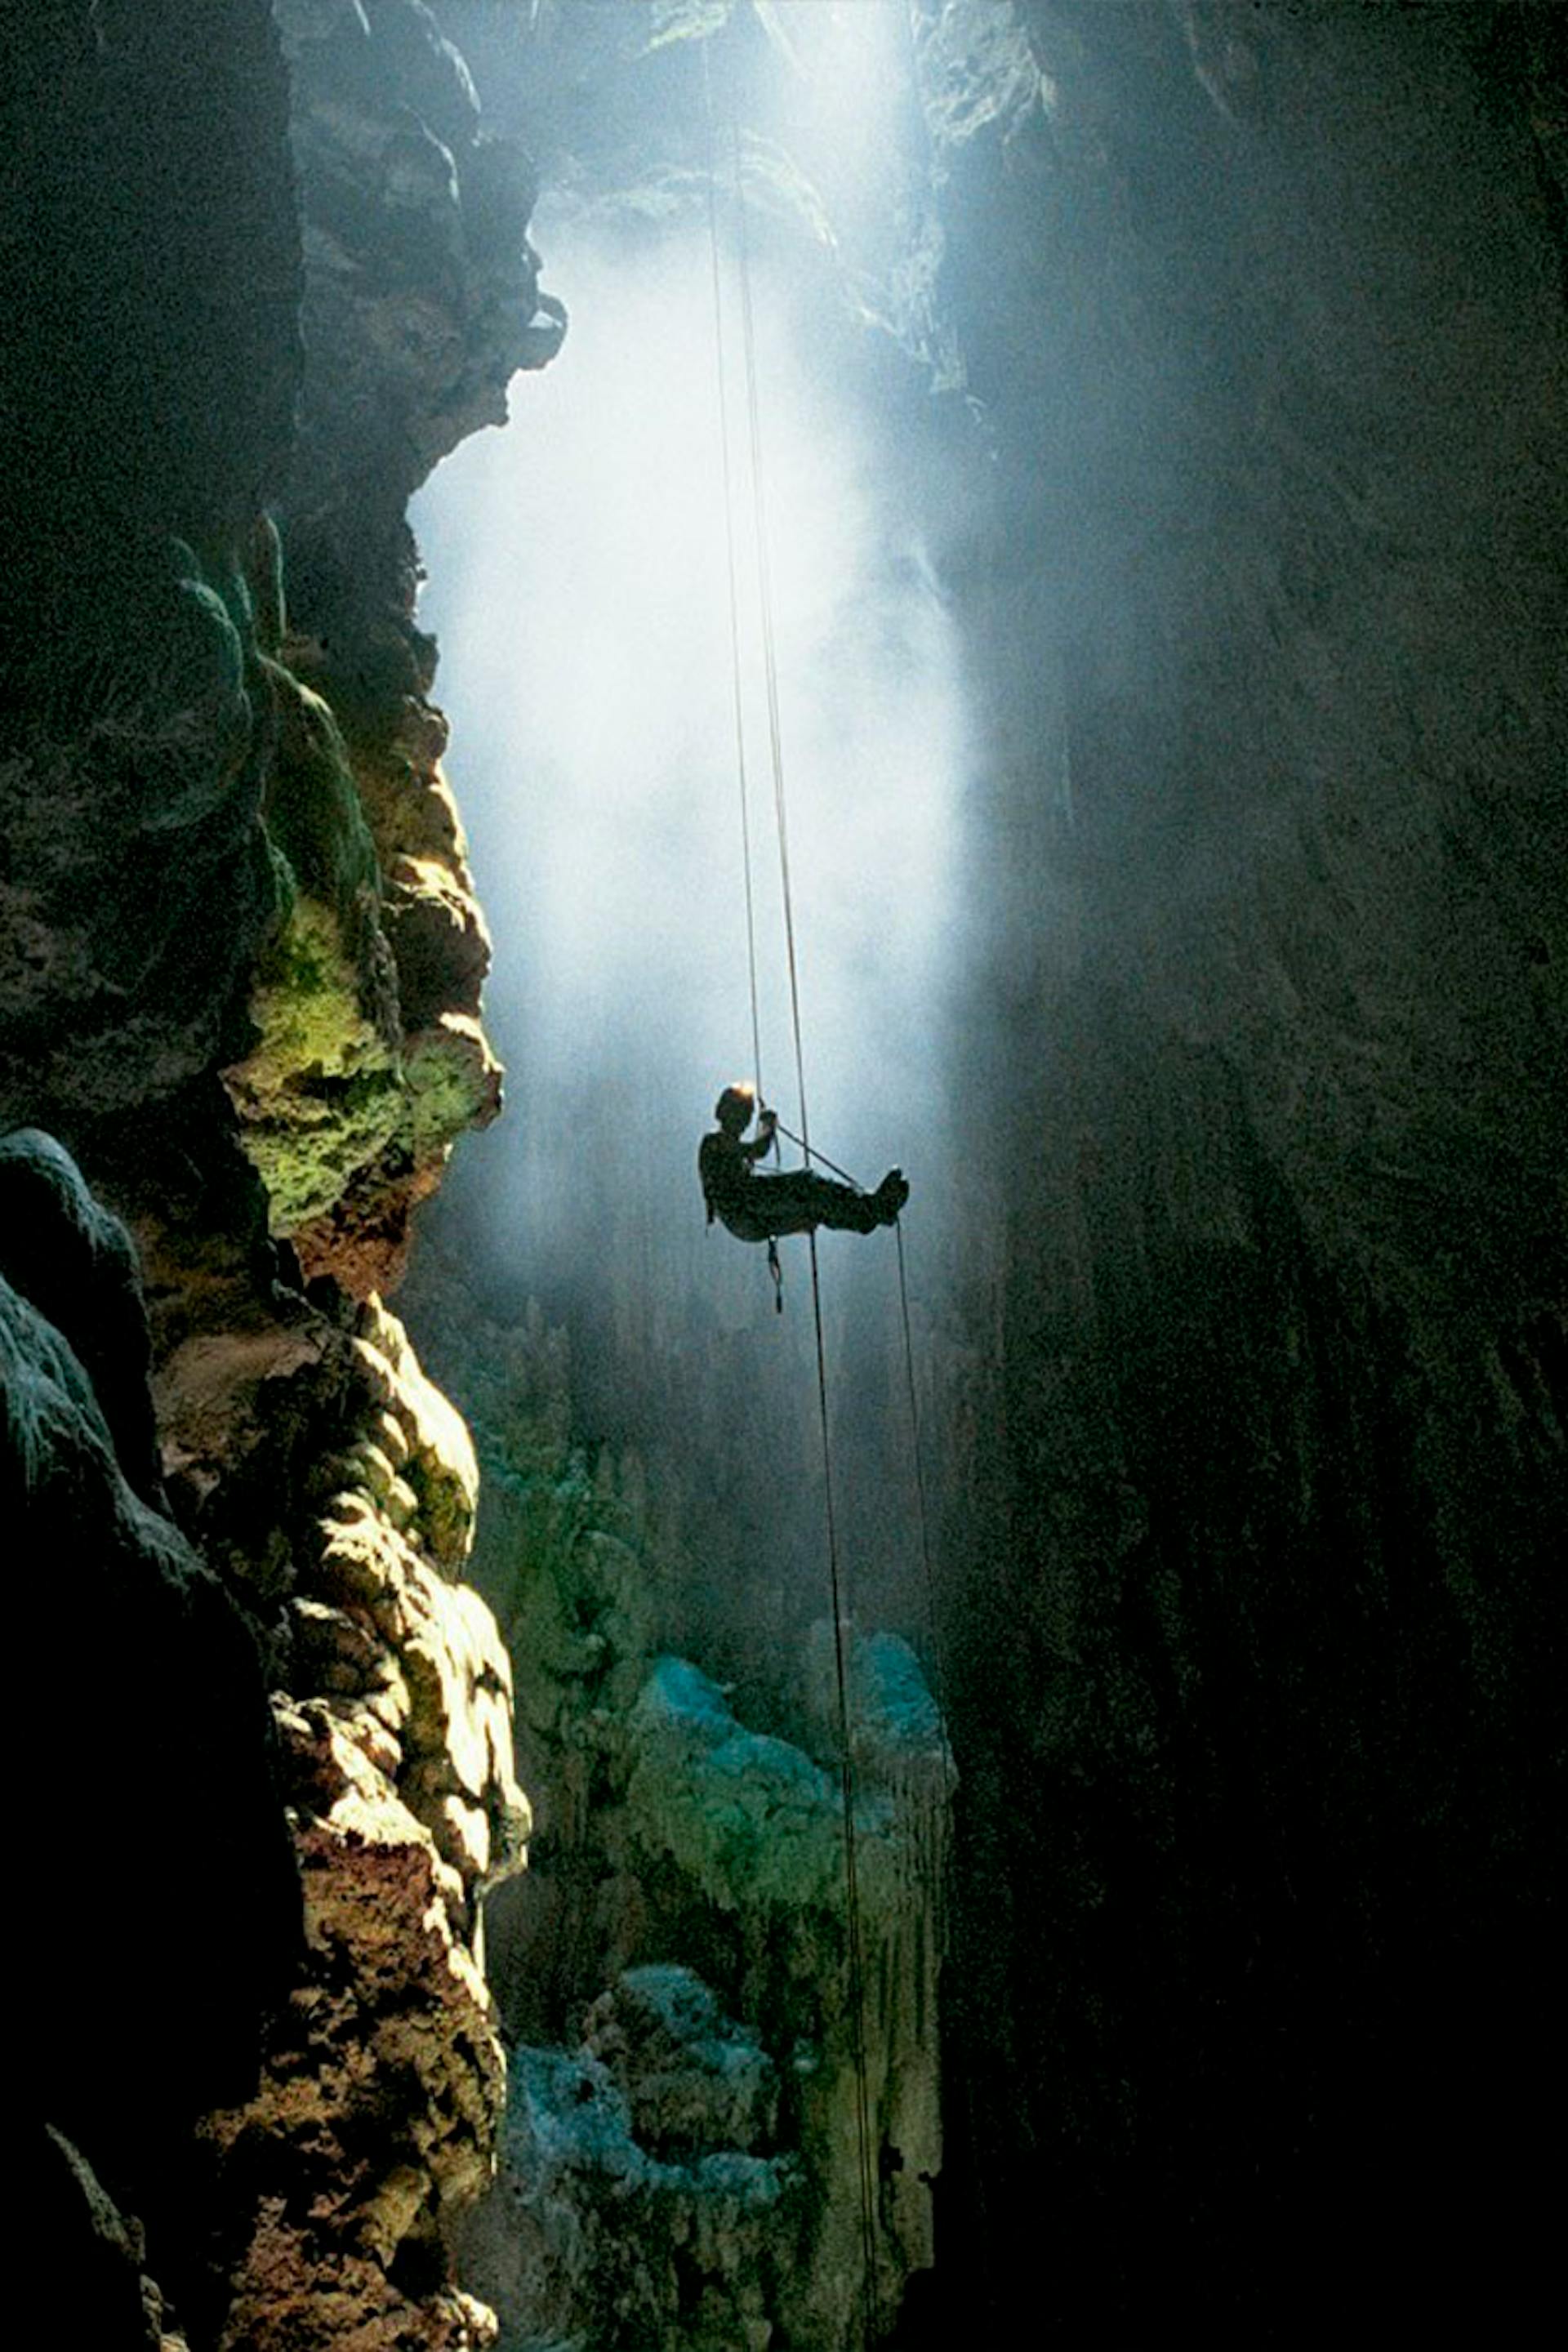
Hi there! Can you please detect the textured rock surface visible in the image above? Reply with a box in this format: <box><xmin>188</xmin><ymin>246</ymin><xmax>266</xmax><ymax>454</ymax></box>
<box><xmin>39</xmin><ymin>2127</ymin><xmax>187</xmax><ymax>2352</ymax></box>
<box><xmin>227</xmin><ymin>0</ymin><xmax>565</xmax><ymax>1295</ymax></box>
<box><xmin>4</xmin><ymin>4</ymin><xmax>556</xmax><ymax>2345</ymax></box>
<box><xmin>402</xmin><ymin>1262</ymin><xmax>952</xmax><ymax>2349</ymax></box>
<box><xmin>5</xmin><ymin>1130</ymin><xmax>301</xmax><ymax>2347</ymax></box>
<box><xmin>136</xmin><ymin>1195</ymin><xmax>531</xmax><ymax>2350</ymax></box>
<box><xmin>10</xmin><ymin>1</ymin><xmax>1561</xmax><ymax>2344</ymax></box>
<box><xmin>475</xmin><ymin>1969</ymin><xmax>794</xmax><ymax>2352</ymax></box>
<box><xmin>912</xmin><ymin>2</ymin><xmax>1568</xmax><ymax>2335</ymax></box>
<box><xmin>198</xmin><ymin>1298</ymin><xmax>528</xmax><ymax>2352</ymax></box>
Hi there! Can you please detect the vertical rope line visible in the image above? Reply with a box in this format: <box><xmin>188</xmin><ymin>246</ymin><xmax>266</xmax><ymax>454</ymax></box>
<box><xmin>808</xmin><ymin>1231</ymin><xmax>883</xmax><ymax>2345</ymax></box>
<box><xmin>893</xmin><ymin>1220</ymin><xmax>950</xmax><ymax>1739</ymax></box>
<box><xmin>894</xmin><ymin>1217</ymin><xmax>956</xmax><ymax>1965</ymax></box>
<box><xmin>702</xmin><ymin>42</ymin><xmax>764</xmax><ymax>1107</ymax></box>
<box><xmin>728</xmin><ymin>104</ymin><xmax>880</xmax><ymax>2345</ymax></box>
<box><xmin>730</xmin><ymin>114</ymin><xmax>811</xmax><ymax>1160</ymax></box>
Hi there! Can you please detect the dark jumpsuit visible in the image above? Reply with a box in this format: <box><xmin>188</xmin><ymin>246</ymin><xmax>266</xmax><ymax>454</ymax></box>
<box><xmin>699</xmin><ymin>1126</ymin><xmax>884</xmax><ymax>1241</ymax></box>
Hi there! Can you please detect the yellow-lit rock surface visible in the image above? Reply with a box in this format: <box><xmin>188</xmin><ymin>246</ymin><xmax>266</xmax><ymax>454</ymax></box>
<box><xmin>203</xmin><ymin>1299</ymin><xmax>527</xmax><ymax>2351</ymax></box>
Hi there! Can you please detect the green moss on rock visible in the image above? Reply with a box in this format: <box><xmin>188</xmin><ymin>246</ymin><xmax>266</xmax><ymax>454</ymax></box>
<box><xmin>261</xmin><ymin>663</ymin><xmax>381</xmax><ymax>914</ymax></box>
<box><xmin>405</xmin><ymin>1016</ymin><xmax>499</xmax><ymax>1162</ymax></box>
<box><xmin>222</xmin><ymin>656</ymin><xmax>498</xmax><ymax>1257</ymax></box>
<box><xmin>225</xmin><ymin>893</ymin><xmax>404</xmax><ymax>1235</ymax></box>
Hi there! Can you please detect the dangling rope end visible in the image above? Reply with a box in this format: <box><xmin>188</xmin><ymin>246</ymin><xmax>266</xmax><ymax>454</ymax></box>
<box><xmin>768</xmin><ymin>1236</ymin><xmax>784</xmax><ymax>1312</ymax></box>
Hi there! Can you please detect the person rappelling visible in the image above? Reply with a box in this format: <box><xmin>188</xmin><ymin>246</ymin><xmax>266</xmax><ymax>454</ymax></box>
<box><xmin>701</xmin><ymin>1083</ymin><xmax>908</xmax><ymax>1242</ymax></box>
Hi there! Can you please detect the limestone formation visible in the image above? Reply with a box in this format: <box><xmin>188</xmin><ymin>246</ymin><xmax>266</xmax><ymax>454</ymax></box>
<box><xmin>185</xmin><ymin>1293</ymin><xmax>529</xmax><ymax>2351</ymax></box>
<box><xmin>474</xmin><ymin>1969</ymin><xmax>794</xmax><ymax>2352</ymax></box>
<box><xmin>402</xmin><ymin>1263</ymin><xmax>953</xmax><ymax>2350</ymax></box>
<box><xmin>8</xmin><ymin>2</ymin><xmax>1562</xmax><ymax>2345</ymax></box>
<box><xmin>5</xmin><ymin>4</ymin><xmax>559</xmax><ymax>2345</ymax></box>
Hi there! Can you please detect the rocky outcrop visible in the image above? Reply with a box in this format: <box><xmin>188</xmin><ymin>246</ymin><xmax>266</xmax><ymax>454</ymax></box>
<box><xmin>191</xmin><ymin>1296</ymin><xmax>528</xmax><ymax>2352</ymax></box>
<box><xmin>4</xmin><ymin>1129</ymin><xmax>301</xmax><ymax>2346</ymax></box>
<box><xmin>619</xmin><ymin>1644</ymin><xmax>948</xmax><ymax>2348</ymax></box>
<box><xmin>479</xmin><ymin>1968</ymin><xmax>795</xmax><ymax>2352</ymax></box>
<box><xmin>5</xmin><ymin>1147</ymin><xmax>527</xmax><ymax>2352</ymax></box>
<box><xmin>221</xmin><ymin>0</ymin><xmax>566</xmax><ymax>1296</ymax></box>
<box><xmin>402</xmin><ymin>1263</ymin><xmax>953</xmax><ymax>2350</ymax></box>
<box><xmin>4</xmin><ymin>3</ymin><xmax>561</xmax><ymax>2345</ymax></box>
<box><xmin>455</xmin><ymin>1637</ymin><xmax>947</xmax><ymax>2352</ymax></box>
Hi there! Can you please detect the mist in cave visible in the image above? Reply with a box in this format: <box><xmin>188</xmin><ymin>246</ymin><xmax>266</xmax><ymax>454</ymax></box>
<box><xmin>409</xmin><ymin>3</ymin><xmax>1566</xmax><ymax>2338</ymax></box>
<box><xmin>411</xmin><ymin>110</ymin><xmax>973</xmax><ymax>1695</ymax></box>
<box><xmin>12</xmin><ymin>0</ymin><xmax>1561</xmax><ymax>2342</ymax></box>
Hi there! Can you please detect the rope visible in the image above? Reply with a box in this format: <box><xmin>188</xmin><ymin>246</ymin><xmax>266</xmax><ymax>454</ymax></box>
<box><xmin>807</xmin><ymin>1227</ymin><xmax>883</xmax><ymax>2336</ymax></box>
<box><xmin>730</xmin><ymin>111</ymin><xmax>813</xmax><ymax>1167</ymax></box>
<box><xmin>702</xmin><ymin>42</ymin><xmax>765</xmax><ymax>1110</ymax></box>
<box><xmin>773</xmin><ymin>1113</ymin><xmax>953</xmax><ymax>1788</ymax></box>
<box><xmin>769</xmin><ymin>1115</ymin><xmax>862</xmax><ymax>1192</ymax></box>
<box><xmin>706</xmin><ymin>26</ymin><xmax>968</xmax><ymax>2333</ymax></box>
<box><xmin>711</xmin><ymin>67</ymin><xmax>881</xmax><ymax>2343</ymax></box>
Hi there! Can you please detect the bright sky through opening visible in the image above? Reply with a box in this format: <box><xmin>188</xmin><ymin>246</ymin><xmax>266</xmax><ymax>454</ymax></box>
<box><xmin>412</xmin><ymin>29</ymin><xmax>965</xmax><ymax>1288</ymax></box>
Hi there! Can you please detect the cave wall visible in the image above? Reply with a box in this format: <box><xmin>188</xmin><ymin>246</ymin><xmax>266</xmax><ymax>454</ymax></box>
<box><xmin>7</xmin><ymin>2</ymin><xmax>1563</xmax><ymax>2344</ymax></box>
<box><xmin>926</xmin><ymin>2</ymin><xmax>1566</xmax><ymax>2332</ymax></box>
<box><xmin>400</xmin><ymin>1246</ymin><xmax>952</xmax><ymax>2350</ymax></box>
<box><xmin>2</xmin><ymin>5</ymin><xmax>563</xmax><ymax>2345</ymax></box>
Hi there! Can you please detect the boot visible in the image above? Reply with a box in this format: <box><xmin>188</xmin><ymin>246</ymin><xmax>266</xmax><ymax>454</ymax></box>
<box><xmin>872</xmin><ymin>1169</ymin><xmax>909</xmax><ymax>1226</ymax></box>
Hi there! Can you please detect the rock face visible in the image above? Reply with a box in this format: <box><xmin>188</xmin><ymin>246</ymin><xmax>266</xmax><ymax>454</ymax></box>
<box><xmin>8</xmin><ymin>2</ymin><xmax>1561</xmax><ymax>2345</ymax></box>
<box><xmin>482</xmin><ymin>1969</ymin><xmax>795</xmax><ymax>2352</ymax></box>
<box><xmin>907</xmin><ymin>2</ymin><xmax>1568</xmax><ymax>2336</ymax></box>
<box><xmin>4</xmin><ymin>1129</ymin><xmax>301</xmax><ymax>2346</ymax></box>
<box><xmin>403</xmin><ymin>1267</ymin><xmax>953</xmax><ymax>2350</ymax></box>
<box><xmin>193</xmin><ymin>1296</ymin><xmax>529</xmax><ymax>2352</ymax></box>
<box><xmin>4</xmin><ymin>4</ymin><xmax>560</xmax><ymax>2346</ymax></box>
<box><xmin>220</xmin><ymin>0</ymin><xmax>564</xmax><ymax>1294</ymax></box>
